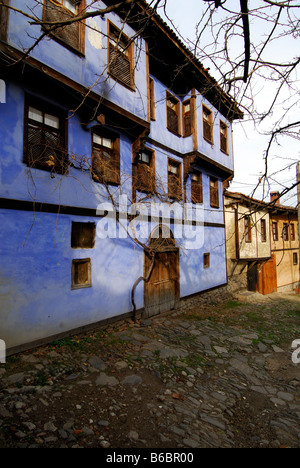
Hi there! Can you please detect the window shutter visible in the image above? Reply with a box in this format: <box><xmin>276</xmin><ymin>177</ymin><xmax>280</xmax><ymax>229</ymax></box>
<box><xmin>92</xmin><ymin>147</ymin><xmax>120</xmax><ymax>186</ymax></box>
<box><xmin>109</xmin><ymin>44</ymin><xmax>132</xmax><ymax>88</ymax></box>
<box><xmin>167</xmin><ymin>107</ymin><xmax>179</xmax><ymax>134</ymax></box>
<box><xmin>44</xmin><ymin>0</ymin><xmax>82</xmax><ymax>53</ymax></box>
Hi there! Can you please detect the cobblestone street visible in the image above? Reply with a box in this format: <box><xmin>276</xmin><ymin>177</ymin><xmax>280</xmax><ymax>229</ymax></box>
<box><xmin>0</xmin><ymin>292</ymin><xmax>299</xmax><ymax>448</ymax></box>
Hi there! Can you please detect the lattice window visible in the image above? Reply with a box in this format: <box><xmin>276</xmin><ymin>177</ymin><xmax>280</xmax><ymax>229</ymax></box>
<box><xmin>261</xmin><ymin>219</ymin><xmax>267</xmax><ymax>243</ymax></box>
<box><xmin>108</xmin><ymin>23</ymin><xmax>134</xmax><ymax>89</ymax></box>
<box><xmin>220</xmin><ymin>121</ymin><xmax>228</xmax><ymax>154</ymax></box>
<box><xmin>209</xmin><ymin>177</ymin><xmax>219</xmax><ymax>208</ymax></box>
<box><xmin>191</xmin><ymin>171</ymin><xmax>203</xmax><ymax>204</ymax></box>
<box><xmin>244</xmin><ymin>216</ymin><xmax>252</xmax><ymax>243</ymax></box>
<box><xmin>167</xmin><ymin>93</ymin><xmax>180</xmax><ymax>135</ymax></box>
<box><xmin>91</xmin><ymin>131</ymin><xmax>120</xmax><ymax>186</ymax></box>
<box><xmin>203</xmin><ymin>105</ymin><xmax>213</xmax><ymax>143</ymax></box>
<box><xmin>168</xmin><ymin>159</ymin><xmax>182</xmax><ymax>200</ymax></box>
<box><xmin>272</xmin><ymin>222</ymin><xmax>278</xmax><ymax>242</ymax></box>
<box><xmin>135</xmin><ymin>149</ymin><xmax>155</xmax><ymax>194</ymax></box>
<box><xmin>183</xmin><ymin>100</ymin><xmax>192</xmax><ymax>137</ymax></box>
<box><xmin>23</xmin><ymin>98</ymin><xmax>68</xmax><ymax>174</ymax></box>
<box><xmin>43</xmin><ymin>0</ymin><xmax>85</xmax><ymax>54</ymax></box>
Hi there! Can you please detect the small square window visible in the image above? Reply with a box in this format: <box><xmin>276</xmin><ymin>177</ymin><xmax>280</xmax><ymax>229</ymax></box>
<box><xmin>204</xmin><ymin>253</ymin><xmax>210</xmax><ymax>269</ymax></box>
<box><xmin>72</xmin><ymin>258</ymin><xmax>92</xmax><ymax>290</ymax></box>
<box><xmin>71</xmin><ymin>222</ymin><xmax>95</xmax><ymax>249</ymax></box>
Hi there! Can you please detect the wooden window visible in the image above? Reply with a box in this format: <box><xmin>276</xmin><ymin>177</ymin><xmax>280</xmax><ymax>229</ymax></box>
<box><xmin>168</xmin><ymin>159</ymin><xmax>182</xmax><ymax>200</ymax></box>
<box><xmin>72</xmin><ymin>258</ymin><xmax>91</xmax><ymax>290</ymax></box>
<box><xmin>0</xmin><ymin>0</ymin><xmax>9</xmax><ymax>42</ymax></box>
<box><xmin>291</xmin><ymin>223</ymin><xmax>295</xmax><ymax>241</ymax></box>
<box><xmin>272</xmin><ymin>222</ymin><xmax>278</xmax><ymax>242</ymax></box>
<box><xmin>245</xmin><ymin>216</ymin><xmax>252</xmax><ymax>243</ymax></box>
<box><xmin>43</xmin><ymin>0</ymin><xmax>85</xmax><ymax>55</ymax></box>
<box><xmin>203</xmin><ymin>253</ymin><xmax>210</xmax><ymax>269</ymax></box>
<box><xmin>293</xmin><ymin>252</ymin><xmax>298</xmax><ymax>265</ymax></box>
<box><xmin>203</xmin><ymin>105</ymin><xmax>213</xmax><ymax>143</ymax></box>
<box><xmin>183</xmin><ymin>100</ymin><xmax>192</xmax><ymax>137</ymax></box>
<box><xmin>91</xmin><ymin>130</ymin><xmax>120</xmax><ymax>186</ymax></box>
<box><xmin>149</xmin><ymin>78</ymin><xmax>155</xmax><ymax>121</ymax></box>
<box><xmin>108</xmin><ymin>22</ymin><xmax>134</xmax><ymax>89</ymax></box>
<box><xmin>283</xmin><ymin>223</ymin><xmax>289</xmax><ymax>241</ymax></box>
<box><xmin>191</xmin><ymin>171</ymin><xmax>203</xmax><ymax>204</ymax></box>
<box><xmin>71</xmin><ymin>222</ymin><xmax>96</xmax><ymax>249</ymax></box>
<box><xmin>23</xmin><ymin>97</ymin><xmax>68</xmax><ymax>174</ymax></box>
<box><xmin>209</xmin><ymin>177</ymin><xmax>219</xmax><ymax>208</ymax></box>
<box><xmin>134</xmin><ymin>149</ymin><xmax>155</xmax><ymax>194</ymax></box>
<box><xmin>261</xmin><ymin>219</ymin><xmax>267</xmax><ymax>243</ymax></box>
<box><xmin>166</xmin><ymin>93</ymin><xmax>180</xmax><ymax>136</ymax></box>
<box><xmin>220</xmin><ymin>121</ymin><xmax>228</xmax><ymax>154</ymax></box>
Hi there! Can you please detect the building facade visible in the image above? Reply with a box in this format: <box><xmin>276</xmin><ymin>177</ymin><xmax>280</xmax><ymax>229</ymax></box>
<box><xmin>225</xmin><ymin>191</ymin><xmax>300</xmax><ymax>295</ymax></box>
<box><xmin>269</xmin><ymin>192</ymin><xmax>300</xmax><ymax>293</ymax></box>
<box><xmin>224</xmin><ymin>191</ymin><xmax>273</xmax><ymax>294</ymax></box>
<box><xmin>0</xmin><ymin>0</ymin><xmax>242</xmax><ymax>353</ymax></box>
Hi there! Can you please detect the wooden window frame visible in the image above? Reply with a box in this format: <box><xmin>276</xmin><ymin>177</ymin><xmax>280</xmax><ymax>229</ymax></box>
<box><xmin>166</xmin><ymin>92</ymin><xmax>181</xmax><ymax>136</ymax></box>
<box><xmin>168</xmin><ymin>158</ymin><xmax>182</xmax><ymax>201</ymax></box>
<box><xmin>209</xmin><ymin>177</ymin><xmax>219</xmax><ymax>209</ymax></box>
<box><xmin>283</xmin><ymin>223</ymin><xmax>289</xmax><ymax>242</ymax></box>
<box><xmin>203</xmin><ymin>253</ymin><xmax>210</xmax><ymax>269</ymax></box>
<box><xmin>0</xmin><ymin>0</ymin><xmax>9</xmax><ymax>42</ymax></box>
<box><xmin>43</xmin><ymin>0</ymin><xmax>86</xmax><ymax>56</ymax></box>
<box><xmin>293</xmin><ymin>252</ymin><xmax>298</xmax><ymax>266</ymax></box>
<box><xmin>261</xmin><ymin>219</ymin><xmax>267</xmax><ymax>243</ymax></box>
<box><xmin>272</xmin><ymin>221</ymin><xmax>278</xmax><ymax>242</ymax></box>
<box><xmin>134</xmin><ymin>148</ymin><xmax>156</xmax><ymax>194</ymax></box>
<box><xmin>182</xmin><ymin>99</ymin><xmax>192</xmax><ymax>137</ymax></box>
<box><xmin>202</xmin><ymin>105</ymin><xmax>213</xmax><ymax>144</ymax></box>
<box><xmin>220</xmin><ymin>120</ymin><xmax>229</xmax><ymax>155</ymax></box>
<box><xmin>71</xmin><ymin>222</ymin><xmax>96</xmax><ymax>249</ymax></box>
<box><xmin>107</xmin><ymin>21</ymin><xmax>135</xmax><ymax>91</ymax></box>
<box><xmin>149</xmin><ymin>78</ymin><xmax>155</xmax><ymax>121</ymax></box>
<box><xmin>290</xmin><ymin>223</ymin><xmax>295</xmax><ymax>241</ymax></box>
<box><xmin>91</xmin><ymin>129</ymin><xmax>120</xmax><ymax>186</ymax></box>
<box><xmin>191</xmin><ymin>171</ymin><xmax>203</xmax><ymax>204</ymax></box>
<box><xmin>71</xmin><ymin>258</ymin><xmax>92</xmax><ymax>290</ymax></box>
<box><xmin>23</xmin><ymin>95</ymin><xmax>68</xmax><ymax>175</ymax></box>
<box><xmin>244</xmin><ymin>216</ymin><xmax>252</xmax><ymax>243</ymax></box>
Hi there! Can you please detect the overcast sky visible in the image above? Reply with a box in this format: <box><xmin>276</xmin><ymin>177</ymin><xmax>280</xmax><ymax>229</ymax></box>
<box><xmin>152</xmin><ymin>0</ymin><xmax>299</xmax><ymax>207</ymax></box>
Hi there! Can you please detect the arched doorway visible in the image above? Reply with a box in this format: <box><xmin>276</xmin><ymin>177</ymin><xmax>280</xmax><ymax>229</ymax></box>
<box><xmin>144</xmin><ymin>225</ymin><xmax>180</xmax><ymax>318</ymax></box>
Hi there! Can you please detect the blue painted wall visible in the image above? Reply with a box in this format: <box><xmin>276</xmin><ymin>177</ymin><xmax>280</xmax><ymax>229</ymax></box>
<box><xmin>0</xmin><ymin>4</ymin><xmax>232</xmax><ymax>349</ymax></box>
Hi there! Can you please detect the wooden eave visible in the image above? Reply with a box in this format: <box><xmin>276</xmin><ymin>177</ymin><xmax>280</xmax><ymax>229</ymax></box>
<box><xmin>184</xmin><ymin>151</ymin><xmax>234</xmax><ymax>181</ymax></box>
<box><xmin>0</xmin><ymin>42</ymin><xmax>150</xmax><ymax>141</ymax></box>
<box><xmin>102</xmin><ymin>0</ymin><xmax>243</xmax><ymax>122</ymax></box>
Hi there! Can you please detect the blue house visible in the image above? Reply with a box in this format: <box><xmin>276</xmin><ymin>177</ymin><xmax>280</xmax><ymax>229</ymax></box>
<box><xmin>0</xmin><ymin>0</ymin><xmax>243</xmax><ymax>354</ymax></box>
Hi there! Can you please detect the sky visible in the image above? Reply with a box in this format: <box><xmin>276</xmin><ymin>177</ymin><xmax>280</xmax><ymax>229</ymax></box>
<box><xmin>151</xmin><ymin>0</ymin><xmax>300</xmax><ymax>207</ymax></box>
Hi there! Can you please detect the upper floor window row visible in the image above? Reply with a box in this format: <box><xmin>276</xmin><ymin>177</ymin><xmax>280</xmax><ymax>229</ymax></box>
<box><xmin>23</xmin><ymin>96</ymin><xmax>220</xmax><ymax>208</ymax></box>
<box><xmin>164</xmin><ymin>91</ymin><xmax>229</xmax><ymax>153</ymax></box>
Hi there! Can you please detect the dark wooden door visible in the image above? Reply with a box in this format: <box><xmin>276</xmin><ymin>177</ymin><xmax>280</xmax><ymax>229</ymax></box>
<box><xmin>144</xmin><ymin>250</ymin><xmax>179</xmax><ymax>318</ymax></box>
<box><xmin>247</xmin><ymin>263</ymin><xmax>258</xmax><ymax>292</ymax></box>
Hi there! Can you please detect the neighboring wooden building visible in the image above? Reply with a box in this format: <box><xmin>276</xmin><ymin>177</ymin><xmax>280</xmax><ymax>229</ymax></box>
<box><xmin>224</xmin><ymin>191</ymin><xmax>273</xmax><ymax>295</ymax></box>
<box><xmin>224</xmin><ymin>190</ymin><xmax>300</xmax><ymax>295</ymax></box>
<box><xmin>0</xmin><ymin>0</ymin><xmax>243</xmax><ymax>353</ymax></box>
<box><xmin>269</xmin><ymin>192</ymin><xmax>300</xmax><ymax>293</ymax></box>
